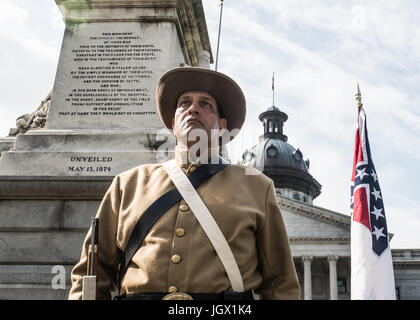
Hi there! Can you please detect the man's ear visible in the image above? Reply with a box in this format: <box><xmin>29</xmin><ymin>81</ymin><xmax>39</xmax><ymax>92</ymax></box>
<box><xmin>171</xmin><ymin>117</ymin><xmax>175</xmax><ymax>131</ymax></box>
<box><xmin>219</xmin><ymin>118</ymin><xmax>227</xmax><ymax>130</ymax></box>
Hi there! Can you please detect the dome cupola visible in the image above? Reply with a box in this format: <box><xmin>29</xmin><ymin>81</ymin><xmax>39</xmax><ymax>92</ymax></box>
<box><xmin>258</xmin><ymin>105</ymin><xmax>288</xmax><ymax>142</ymax></box>
<box><xmin>242</xmin><ymin>104</ymin><xmax>321</xmax><ymax>203</ymax></box>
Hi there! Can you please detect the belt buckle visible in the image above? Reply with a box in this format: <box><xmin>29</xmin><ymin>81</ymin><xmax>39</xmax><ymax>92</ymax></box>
<box><xmin>162</xmin><ymin>292</ymin><xmax>193</xmax><ymax>300</ymax></box>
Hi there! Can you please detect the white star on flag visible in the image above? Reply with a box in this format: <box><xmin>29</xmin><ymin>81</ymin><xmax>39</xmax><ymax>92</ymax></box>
<box><xmin>371</xmin><ymin>187</ymin><xmax>382</xmax><ymax>201</ymax></box>
<box><xmin>371</xmin><ymin>170</ymin><xmax>378</xmax><ymax>183</ymax></box>
<box><xmin>371</xmin><ymin>206</ymin><xmax>384</xmax><ymax>220</ymax></box>
<box><xmin>355</xmin><ymin>167</ymin><xmax>368</xmax><ymax>180</ymax></box>
<box><xmin>372</xmin><ymin>226</ymin><xmax>386</xmax><ymax>240</ymax></box>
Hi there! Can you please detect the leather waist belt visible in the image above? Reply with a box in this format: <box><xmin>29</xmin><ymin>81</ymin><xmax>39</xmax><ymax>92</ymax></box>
<box><xmin>115</xmin><ymin>290</ymin><xmax>254</xmax><ymax>301</ymax></box>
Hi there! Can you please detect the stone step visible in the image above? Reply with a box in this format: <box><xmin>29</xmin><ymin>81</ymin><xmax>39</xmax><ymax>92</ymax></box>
<box><xmin>0</xmin><ymin>137</ymin><xmax>15</xmax><ymax>155</ymax></box>
<box><xmin>12</xmin><ymin>129</ymin><xmax>174</xmax><ymax>152</ymax></box>
<box><xmin>0</xmin><ymin>199</ymin><xmax>99</xmax><ymax>229</ymax></box>
<box><xmin>0</xmin><ymin>264</ymin><xmax>73</xmax><ymax>285</ymax></box>
<box><xmin>0</xmin><ymin>284</ymin><xmax>69</xmax><ymax>300</ymax></box>
<box><xmin>0</xmin><ymin>230</ymin><xmax>87</xmax><ymax>264</ymax></box>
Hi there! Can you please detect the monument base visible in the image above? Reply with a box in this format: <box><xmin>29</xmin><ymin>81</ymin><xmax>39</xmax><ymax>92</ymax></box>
<box><xmin>0</xmin><ymin>174</ymin><xmax>113</xmax><ymax>299</ymax></box>
<box><xmin>0</xmin><ymin>129</ymin><xmax>175</xmax><ymax>176</ymax></box>
<box><xmin>0</xmin><ymin>128</ymin><xmax>175</xmax><ymax>299</ymax></box>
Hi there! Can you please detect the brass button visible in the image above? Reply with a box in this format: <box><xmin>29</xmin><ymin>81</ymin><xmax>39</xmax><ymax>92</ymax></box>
<box><xmin>179</xmin><ymin>204</ymin><xmax>189</xmax><ymax>212</ymax></box>
<box><xmin>189</xmin><ymin>166</ymin><xmax>196</xmax><ymax>173</ymax></box>
<box><xmin>168</xmin><ymin>286</ymin><xmax>177</xmax><ymax>293</ymax></box>
<box><xmin>171</xmin><ymin>254</ymin><xmax>181</xmax><ymax>264</ymax></box>
<box><xmin>176</xmin><ymin>228</ymin><xmax>185</xmax><ymax>237</ymax></box>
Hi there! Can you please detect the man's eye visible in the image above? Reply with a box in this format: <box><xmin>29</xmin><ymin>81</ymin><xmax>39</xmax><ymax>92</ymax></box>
<box><xmin>201</xmin><ymin>101</ymin><xmax>212</xmax><ymax>108</ymax></box>
<box><xmin>179</xmin><ymin>101</ymin><xmax>190</xmax><ymax>107</ymax></box>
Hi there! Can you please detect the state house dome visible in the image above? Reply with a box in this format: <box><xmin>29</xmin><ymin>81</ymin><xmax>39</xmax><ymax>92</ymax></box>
<box><xmin>242</xmin><ymin>105</ymin><xmax>322</xmax><ymax>203</ymax></box>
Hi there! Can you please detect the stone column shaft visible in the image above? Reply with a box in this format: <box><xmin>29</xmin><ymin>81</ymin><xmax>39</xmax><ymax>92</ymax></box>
<box><xmin>301</xmin><ymin>256</ymin><xmax>313</xmax><ymax>300</ymax></box>
<box><xmin>328</xmin><ymin>255</ymin><xmax>339</xmax><ymax>300</ymax></box>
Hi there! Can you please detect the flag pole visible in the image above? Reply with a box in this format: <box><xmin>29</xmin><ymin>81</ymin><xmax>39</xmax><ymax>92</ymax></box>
<box><xmin>272</xmin><ymin>72</ymin><xmax>275</xmax><ymax>106</ymax></box>
<box><xmin>355</xmin><ymin>82</ymin><xmax>363</xmax><ymax>115</ymax></box>
<box><xmin>215</xmin><ymin>0</ymin><xmax>224</xmax><ymax>71</ymax></box>
<box><xmin>355</xmin><ymin>82</ymin><xmax>363</xmax><ymax>129</ymax></box>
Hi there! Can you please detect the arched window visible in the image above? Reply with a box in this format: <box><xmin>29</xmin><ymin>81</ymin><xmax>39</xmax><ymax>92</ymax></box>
<box><xmin>293</xmin><ymin>193</ymin><xmax>300</xmax><ymax>201</ymax></box>
<box><xmin>274</xmin><ymin>120</ymin><xmax>279</xmax><ymax>132</ymax></box>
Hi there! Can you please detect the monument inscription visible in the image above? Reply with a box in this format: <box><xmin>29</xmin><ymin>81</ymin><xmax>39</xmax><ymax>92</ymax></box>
<box><xmin>62</xmin><ymin>31</ymin><xmax>158</xmax><ymax>117</ymax></box>
<box><xmin>68</xmin><ymin>155</ymin><xmax>113</xmax><ymax>173</ymax></box>
<box><xmin>47</xmin><ymin>22</ymin><xmax>184</xmax><ymax>130</ymax></box>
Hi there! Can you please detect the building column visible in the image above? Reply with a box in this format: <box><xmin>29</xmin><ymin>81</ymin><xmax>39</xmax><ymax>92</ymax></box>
<box><xmin>327</xmin><ymin>255</ymin><xmax>339</xmax><ymax>300</ymax></box>
<box><xmin>301</xmin><ymin>255</ymin><xmax>313</xmax><ymax>300</ymax></box>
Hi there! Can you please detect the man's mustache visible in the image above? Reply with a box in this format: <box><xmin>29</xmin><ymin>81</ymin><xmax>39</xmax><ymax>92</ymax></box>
<box><xmin>185</xmin><ymin>116</ymin><xmax>204</xmax><ymax>126</ymax></box>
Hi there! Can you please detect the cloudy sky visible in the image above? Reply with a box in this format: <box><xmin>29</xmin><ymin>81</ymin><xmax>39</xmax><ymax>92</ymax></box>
<box><xmin>1</xmin><ymin>1</ymin><xmax>419</xmax><ymax>249</ymax></box>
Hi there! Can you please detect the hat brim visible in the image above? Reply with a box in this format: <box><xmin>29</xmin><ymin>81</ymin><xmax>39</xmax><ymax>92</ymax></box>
<box><xmin>156</xmin><ymin>67</ymin><xmax>246</xmax><ymax>142</ymax></box>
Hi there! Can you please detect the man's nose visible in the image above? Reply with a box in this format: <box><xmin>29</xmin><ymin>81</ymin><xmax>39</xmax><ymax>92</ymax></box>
<box><xmin>186</xmin><ymin>100</ymin><xmax>200</xmax><ymax>115</ymax></box>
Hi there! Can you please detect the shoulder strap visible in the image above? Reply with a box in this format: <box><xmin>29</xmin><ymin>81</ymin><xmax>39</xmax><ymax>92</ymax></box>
<box><xmin>163</xmin><ymin>159</ymin><xmax>245</xmax><ymax>292</ymax></box>
<box><xmin>117</xmin><ymin>158</ymin><xmax>228</xmax><ymax>287</ymax></box>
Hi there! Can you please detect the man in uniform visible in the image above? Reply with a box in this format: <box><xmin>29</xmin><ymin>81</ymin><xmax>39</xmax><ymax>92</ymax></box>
<box><xmin>68</xmin><ymin>67</ymin><xmax>299</xmax><ymax>300</ymax></box>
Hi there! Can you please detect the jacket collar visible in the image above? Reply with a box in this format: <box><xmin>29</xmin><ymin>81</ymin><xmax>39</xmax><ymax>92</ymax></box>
<box><xmin>174</xmin><ymin>145</ymin><xmax>226</xmax><ymax>171</ymax></box>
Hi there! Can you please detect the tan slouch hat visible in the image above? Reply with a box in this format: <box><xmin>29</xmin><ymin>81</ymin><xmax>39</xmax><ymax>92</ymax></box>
<box><xmin>156</xmin><ymin>67</ymin><xmax>246</xmax><ymax>141</ymax></box>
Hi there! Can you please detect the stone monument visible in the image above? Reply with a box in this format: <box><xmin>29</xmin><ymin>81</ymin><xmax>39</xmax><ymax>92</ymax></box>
<box><xmin>0</xmin><ymin>0</ymin><xmax>213</xmax><ymax>176</ymax></box>
<box><xmin>0</xmin><ymin>0</ymin><xmax>212</xmax><ymax>299</ymax></box>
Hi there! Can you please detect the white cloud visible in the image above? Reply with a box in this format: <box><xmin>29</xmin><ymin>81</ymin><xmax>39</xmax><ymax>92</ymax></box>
<box><xmin>0</xmin><ymin>2</ymin><xmax>58</xmax><ymax>61</ymax></box>
<box><xmin>0</xmin><ymin>1</ymin><xmax>62</xmax><ymax>137</ymax></box>
<box><xmin>0</xmin><ymin>2</ymin><xmax>27</xmax><ymax>35</ymax></box>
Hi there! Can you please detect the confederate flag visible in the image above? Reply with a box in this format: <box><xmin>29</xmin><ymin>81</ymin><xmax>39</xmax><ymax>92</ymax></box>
<box><xmin>350</xmin><ymin>107</ymin><xmax>396</xmax><ymax>300</ymax></box>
